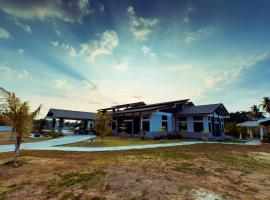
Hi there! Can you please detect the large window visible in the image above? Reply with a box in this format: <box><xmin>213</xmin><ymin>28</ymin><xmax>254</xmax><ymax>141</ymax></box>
<box><xmin>162</xmin><ymin>115</ymin><xmax>167</xmax><ymax>120</ymax></box>
<box><xmin>142</xmin><ymin>121</ymin><xmax>150</xmax><ymax>132</ymax></box>
<box><xmin>194</xmin><ymin>122</ymin><xmax>204</xmax><ymax>133</ymax></box>
<box><xmin>179</xmin><ymin>121</ymin><xmax>187</xmax><ymax>133</ymax></box>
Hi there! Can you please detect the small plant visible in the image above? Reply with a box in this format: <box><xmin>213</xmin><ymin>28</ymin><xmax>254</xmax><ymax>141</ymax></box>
<box><xmin>119</xmin><ymin>123</ymin><xmax>127</xmax><ymax>134</ymax></box>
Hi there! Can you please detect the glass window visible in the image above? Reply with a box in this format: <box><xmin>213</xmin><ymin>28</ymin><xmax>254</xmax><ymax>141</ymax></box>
<box><xmin>162</xmin><ymin>115</ymin><xmax>167</xmax><ymax>120</ymax></box>
<box><xmin>162</xmin><ymin>121</ymin><xmax>167</xmax><ymax>131</ymax></box>
<box><xmin>142</xmin><ymin>121</ymin><xmax>150</xmax><ymax>132</ymax></box>
<box><xmin>193</xmin><ymin>116</ymin><xmax>203</xmax><ymax>121</ymax></box>
<box><xmin>179</xmin><ymin>121</ymin><xmax>187</xmax><ymax>133</ymax></box>
<box><xmin>208</xmin><ymin>122</ymin><xmax>212</xmax><ymax>133</ymax></box>
<box><xmin>142</xmin><ymin>114</ymin><xmax>150</xmax><ymax>120</ymax></box>
<box><xmin>178</xmin><ymin>117</ymin><xmax>186</xmax><ymax>121</ymax></box>
<box><xmin>194</xmin><ymin>122</ymin><xmax>204</xmax><ymax>133</ymax></box>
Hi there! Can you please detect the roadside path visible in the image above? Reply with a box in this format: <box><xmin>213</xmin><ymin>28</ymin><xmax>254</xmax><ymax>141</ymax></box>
<box><xmin>0</xmin><ymin>135</ymin><xmax>260</xmax><ymax>153</ymax></box>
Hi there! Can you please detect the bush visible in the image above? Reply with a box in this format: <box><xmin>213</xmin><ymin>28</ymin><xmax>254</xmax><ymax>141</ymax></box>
<box><xmin>52</xmin><ymin>131</ymin><xmax>59</xmax><ymax>138</ymax></box>
<box><xmin>154</xmin><ymin>133</ymin><xmax>183</xmax><ymax>140</ymax></box>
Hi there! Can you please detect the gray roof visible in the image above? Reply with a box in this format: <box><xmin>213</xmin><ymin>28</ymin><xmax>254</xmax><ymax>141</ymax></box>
<box><xmin>176</xmin><ymin>103</ymin><xmax>229</xmax><ymax>116</ymax></box>
<box><xmin>46</xmin><ymin>108</ymin><xmax>95</xmax><ymax>120</ymax></box>
<box><xmin>238</xmin><ymin>121</ymin><xmax>260</xmax><ymax>127</ymax></box>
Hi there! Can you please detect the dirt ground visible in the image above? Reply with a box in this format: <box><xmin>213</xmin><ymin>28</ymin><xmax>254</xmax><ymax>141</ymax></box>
<box><xmin>0</xmin><ymin>144</ymin><xmax>270</xmax><ymax>200</ymax></box>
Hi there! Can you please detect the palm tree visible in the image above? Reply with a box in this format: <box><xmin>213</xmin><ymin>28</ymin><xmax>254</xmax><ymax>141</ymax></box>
<box><xmin>94</xmin><ymin>112</ymin><xmax>112</xmax><ymax>143</ymax></box>
<box><xmin>261</xmin><ymin>97</ymin><xmax>270</xmax><ymax>114</ymax></box>
<box><xmin>0</xmin><ymin>87</ymin><xmax>41</xmax><ymax>165</ymax></box>
<box><xmin>250</xmin><ymin>105</ymin><xmax>264</xmax><ymax>120</ymax></box>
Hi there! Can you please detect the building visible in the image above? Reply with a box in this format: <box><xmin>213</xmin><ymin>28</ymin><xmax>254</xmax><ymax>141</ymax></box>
<box><xmin>99</xmin><ymin>99</ymin><xmax>229</xmax><ymax>139</ymax></box>
<box><xmin>45</xmin><ymin>108</ymin><xmax>95</xmax><ymax>131</ymax></box>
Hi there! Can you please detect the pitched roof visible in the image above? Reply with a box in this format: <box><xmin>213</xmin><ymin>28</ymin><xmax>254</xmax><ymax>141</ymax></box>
<box><xmin>46</xmin><ymin>109</ymin><xmax>95</xmax><ymax>120</ymax></box>
<box><xmin>176</xmin><ymin>103</ymin><xmax>229</xmax><ymax>116</ymax></box>
<box><xmin>238</xmin><ymin>121</ymin><xmax>260</xmax><ymax>127</ymax></box>
<box><xmin>104</xmin><ymin>99</ymin><xmax>190</xmax><ymax>114</ymax></box>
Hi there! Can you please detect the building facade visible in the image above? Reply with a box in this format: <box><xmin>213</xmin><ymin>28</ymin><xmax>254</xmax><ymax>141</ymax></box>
<box><xmin>99</xmin><ymin>99</ymin><xmax>229</xmax><ymax>139</ymax></box>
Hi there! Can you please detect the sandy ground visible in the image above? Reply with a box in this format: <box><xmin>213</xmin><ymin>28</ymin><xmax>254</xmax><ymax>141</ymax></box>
<box><xmin>0</xmin><ymin>143</ymin><xmax>270</xmax><ymax>200</ymax></box>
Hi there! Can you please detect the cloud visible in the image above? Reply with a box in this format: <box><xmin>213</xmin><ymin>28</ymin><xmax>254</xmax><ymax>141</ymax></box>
<box><xmin>127</xmin><ymin>6</ymin><xmax>159</xmax><ymax>40</ymax></box>
<box><xmin>17</xmin><ymin>49</ymin><xmax>24</xmax><ymax>54</ymax></box>
<box><xmin>51</xmin><ymin>41</ymin><xmax>77</xmax><ymax>56</ymax></box>
<box><xmin>13</xmin><ymin>18</ymin><xmax>32</xmax><ymax>33</ymax></box>
<box><xmin>82</xmin><ymin>80</ymin><xmax>98</xmax><ymax>90</ymax></box>
<box><xmin>116</xmin><ymin>58</ymin><xmax>129</xmax><ymax>71</ymax></box>
<box><xmin>80</xmin><ymin>30</ymin><xmax>119</xmax><ymax>62</ymax></box>
<box><xmin>99</xmin><ymin>3</ymin><xmax>104</xmax><ymax>12</ymax></box>
<box><xmin>0</xmin><ymin>27</ymin><xmax>11</xmax><ymax>39</ymax></box>
<box><xmin>17</xmin><ymin>70</ymin><xmax>29</xmax><ymax>79</ymax></box>
<box><xmin>54</xmin><ymin>79</ymin><xmax>72</xmax><ymax>90</ymax></box>
<box><xmin>0</xmin><ymin>0</ymin><xmax>91</xmax><ymax>23</ymax></box>
<box><xmin>185</xmin><ymin>26</ymin><xmax>216</xmax><ymax>43</ymax></box>
<box><xmin>0</xmin><ymin>64</ymin><xmax>29</xmax><ymax>79</ymax></box>
<box><xmin>142</xmin><ymin>46</ymin><xmax>156</xmax><ymax>59</ymax></box>
<box><xmin>201</xmin><ymin>51</ymin><xmax>270</xmax><ymax>90</ymax></box>
<box><xmin>183</xmin><ymin>6</ymin><xmax>195</xmax><ymax>24</ymax></box>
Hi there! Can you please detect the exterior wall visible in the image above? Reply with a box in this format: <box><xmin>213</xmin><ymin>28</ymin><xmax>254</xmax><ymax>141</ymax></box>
<box><xmin>150</xmin><ymin>111</ymin><xmax>172</xmax><ymax>132</ymax></box>
<box><xmin>187</xmin><ymin>117</ymin><xmax>194</xmax><ymax>132</ymax></box>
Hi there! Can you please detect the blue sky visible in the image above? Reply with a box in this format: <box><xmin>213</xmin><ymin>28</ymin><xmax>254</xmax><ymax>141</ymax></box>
<box><xmin>0</xmin><ymin>0</ymin><xmax>270</xmax><ymax>117</ymax></box>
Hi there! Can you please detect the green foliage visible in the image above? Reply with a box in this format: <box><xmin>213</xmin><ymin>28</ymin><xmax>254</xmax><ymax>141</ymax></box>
<box><xmin>94</xmin><ymin>112</ymin><xmax>112</xmax><ymax>142</ymax></box>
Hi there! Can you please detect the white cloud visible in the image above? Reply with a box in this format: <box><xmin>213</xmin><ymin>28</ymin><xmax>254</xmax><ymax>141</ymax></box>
<box><xmin>116</xmin><ymin>58</ymin><xmax>129</xmax><ymax>71</ymax></box>
<box><xmin>51</xmin><ymin>41</ymin><xmax>77</xmax><ymax>56</ymax></box>
<box><xmin>80</xmin><ymin>30</ymin><xmax>119</xmax><ymax>62</ymax></box>
<box><xmin>17</xmin><ymin>49</ymin><xmax>24</xmax><ymax>54</ymax></box>
<box><xmin>142</xmin><ymin>46</ymin><xmax>156</xmax><ymax>59</ymax></box>
<box><xmin>55</xmin><ymin>29</ymin><xmax>61</xmax><ymax>36</ymax></box>
<box><xmin>201</xmin><ymin>51</ymin><xmax>270</xmax><ymax>90</ymax></box>
<box><xmin>0</xmin><ymin>27</ymin><xmax>10</xmax><ymax>39</ymax></box>
<box><xmin>54</xmin><ymin>79</ymin><xmax>71</xmax><ymax>90</ymax></box>
<box><xmin>13</xmin><ymin>18</ymin><xmax>32</xmax><ymax>33</ymax></box>
<box><xmin>17</xmin><ymin>70</ymin><xmax>29</xmax><ymax>79</ymax></box>
<box><xmin>0</xmin><ymin>0</ymin><xmax>91</xmax><ymax>23</ymax></box>
<box><xmin>183</xmin><ymin>6</ymin><xmax>195</xmax><ymax>24</ymax></box>
<box><xmin>0</xmin><ymin>64</ymin><xmax>29</xmax><ymax>79</ymax></box>
<box><xmin>82</xmin><ymin>80</ymin><xmax>98</xmax><ymax>90</ymax></box>
<box><xmin>127</xmin><ymin>6</ymin><xmax>159</xmax><ymax>40</ymax></box>
<box><xmin>185</xmin><ymin>26</ymin><xmax>216</xmax><ymax>43</ymax></box>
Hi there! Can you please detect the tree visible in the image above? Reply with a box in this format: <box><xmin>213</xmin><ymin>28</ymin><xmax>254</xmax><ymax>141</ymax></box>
<box><xmin>250</xmin><ymin>105</ymin><xmax>264</xmax><ymax>120</ymax></box>
<box><xmin>0</xmin><ymin>87</ymin><xmax>41</xmax><ymax>165</ymax></box>
<box><xmin>261</xmin><ymin>97</ymin><xmax>270</xmax><ymax>114</ymax></box>
<box><xmin>94</xmin><ymin>112</ymin><xmax>112</xmax><ymax>143</ymax></box>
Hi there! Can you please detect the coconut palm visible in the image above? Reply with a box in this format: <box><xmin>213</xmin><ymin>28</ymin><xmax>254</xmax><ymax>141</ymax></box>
<box><xmin>94</xmin><ymin>112</ymin><xmax>112</xmax><ymax>143</ymax></box>
<box><xmin>250</xmin><ymin>105</ymin><xmax>264</xmax><ymax>120</ymax></box>
<box><xmin>0</xmin><ymin>87</ymin><xmax>41</xmax><ymax>164</ymax></box>
<box><xmin>261</xmin><ymin>97</ymin><xmax>270</xmax><ymax>114</ymax></box>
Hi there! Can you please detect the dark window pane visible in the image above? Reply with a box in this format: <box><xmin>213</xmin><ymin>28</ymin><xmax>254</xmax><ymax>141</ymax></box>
<box><xmin>162</xmin><ymin>115</ymin><xmax>167</xmax><ymax>120</ymax></box>
<box><xmin>142</xmin><ymin>114</ymin><xmax>150</xmax><ymax>119</ymax></box>
<box><xmin>142</xmin><ymin>121</ymin><xmax>150</xmax><ymax>132</ymax></box>
<box><xmin>179</xmin><ymin>121</ymin><xmax>187</xmax><ymax>132</ymax></box>
<box><xmin>194</xmin><ymin>122</ymin><xmax>204</xmax><ymax>133</ymax></box>
<box><xmin>162</xmin><ymin>121</ymin><xmax>167</xmax><ymax>131</ymax></box>
<box><xmin>208</xmin><ymin>122</ymin><xmax>212</xmax><ymax>133</ymax></box>
<box><xmin>193</xmin><ymin>116</ymin><xmax>203</xmax><ymax>121</ymax></box>
<box><xmin>178</xmin><ymin>117</ymin><xmax>186</xmax><ymax>121</ymax></box>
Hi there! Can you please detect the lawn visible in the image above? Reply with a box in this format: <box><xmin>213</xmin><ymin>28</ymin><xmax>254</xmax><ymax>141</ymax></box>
<box><xmin>62</xmin><ymin>135</ymin><xmax>190</xmax><ymax>147</ymax></box>
<box><xmin>0</xmin><ymin>143</ymin><xmax>270</xmax><ymax>199</ymax></box>
<box><xmin>0</xmin><ymin>131</ymin><xmax>53</xmax><ymax>145</ymax></box>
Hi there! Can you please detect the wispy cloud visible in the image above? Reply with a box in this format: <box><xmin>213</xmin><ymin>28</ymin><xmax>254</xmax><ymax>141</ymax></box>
<box><xmin>0</xmin><ymin>0</ymin><xmax>91</xmax><ymax>23</ymax></box>
<box><xmin>127</xmin><ymin>6</ymin><xmax>159</xmax><ymax>40</ymax></box>
<box><xmin>183</xmin><ymin>6</ymin><xmax>195</xmax><ymax>24</ymax></box>
<box><xmin>80</xmin><ymin>30</ymin><xmax>119</xmax><ymax>62</ymax></box>
<box><xmin>142</xmin><ymin>46</ymin><xmax>156</xmax><ymax>59</ymax></box>
<box><xmin>0</xmin><ymin>27</ymin><xmax>10</xmax><ymax>39</ymax></box>
<box><xmin>82</xmin><ymin>80</ymin><xmax>98</xmax><ymax>90</ymax></box>
<box><xmin>201</xmin><ymin>51</ymin><xmax>270</xmax><ymax>90</ymax></box>
<box><xmin>185</xmin><ymin>26</ymin><xmax>216</xmax><ymax>43</ymax></box>
<box><xmin>0</xmin><ymin>64</ymin><xmax>29</xmax><ymax>79</ymax></box>
<box><xmin>116</xmin><ymin>57</ymin><xmax>129</xmax><ymax>71</ymax></box>
<box><xmin>17</xmin><ymin>49</ymin><xmax>24</xmax><ymax>54</ymax></box>
<box><xmin>13</xmin><ymin>18</ymin><xmax>32</xmax><ymax>33</ymax></box>
<box><xmin>51</xmin><ymin>40</ymin><xmax>77</xmax><ymax>57</ymax></box>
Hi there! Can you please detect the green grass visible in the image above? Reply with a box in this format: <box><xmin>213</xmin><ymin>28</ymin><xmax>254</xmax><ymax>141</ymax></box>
<box><xmin>62</xmin><ymin>136</ymin><xmax>190</xmax><ymax>147</ymax></box>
